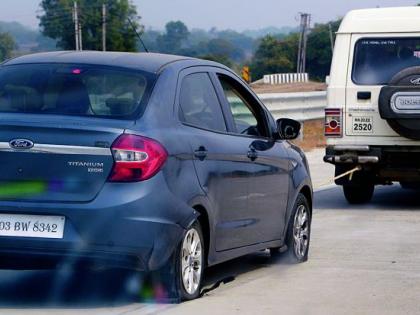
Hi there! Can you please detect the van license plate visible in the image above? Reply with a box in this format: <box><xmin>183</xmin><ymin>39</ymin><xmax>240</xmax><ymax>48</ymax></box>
<box><xmin>0</xmin><ymin>214</ymin><xmax>65</xmax><ymax>239</ymax></box>
<box><xmin>352</xmin><ymin>116</ymin><xmax>373</xmax><ymax>134</ymax></box>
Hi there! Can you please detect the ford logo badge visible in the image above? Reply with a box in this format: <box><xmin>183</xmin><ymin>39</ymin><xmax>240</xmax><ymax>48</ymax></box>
<box><xmin>9</xmin><ymin>139</ymin><xmax>34</xmax><ymax>150</ymax></box>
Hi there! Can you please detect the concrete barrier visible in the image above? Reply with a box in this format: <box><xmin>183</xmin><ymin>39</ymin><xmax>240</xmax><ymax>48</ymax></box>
<box><xmin>263</xmin><ymin>73</ymin><xmax>309</xmax><ymax>85</ymax></box>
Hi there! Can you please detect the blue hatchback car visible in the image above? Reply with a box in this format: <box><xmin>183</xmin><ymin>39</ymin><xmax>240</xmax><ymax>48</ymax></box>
<box><xmin>0</xmin><ymin>51</ymin><xmax>312</xmax><ymax>300</ymax></box>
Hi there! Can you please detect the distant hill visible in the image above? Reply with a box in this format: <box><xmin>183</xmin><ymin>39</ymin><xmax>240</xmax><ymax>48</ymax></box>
<box><xmin>0</xmin><ymin>20</ymin><xmax>296</xmax><ymax>54</ymax></box>
<box><xmin>0</xmin><ymin>21</ymin><xmax>56</xmax><ymax>52</ymax></box>
<box><xmin>0</xmin><ymin>21</ymin><xmax>38</xmax><ymax>45</ymax></box>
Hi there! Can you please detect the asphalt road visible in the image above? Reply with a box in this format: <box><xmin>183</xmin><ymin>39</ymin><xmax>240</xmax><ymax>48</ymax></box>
<box><xmin>0</xmin><ymin>152</ymin><xmax>420</xmax><ymax>314</ymax></box>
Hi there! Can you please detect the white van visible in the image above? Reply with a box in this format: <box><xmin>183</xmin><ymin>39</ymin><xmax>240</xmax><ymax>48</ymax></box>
<box><xmin>325</xmin><ymin>7</ymin><xmax>420</xmax><ymax>203</ymax></box>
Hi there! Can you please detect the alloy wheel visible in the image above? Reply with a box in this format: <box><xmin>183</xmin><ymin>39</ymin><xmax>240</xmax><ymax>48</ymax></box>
<box><xmin>292</xmin><ymin>204</ymin><xmax>309</xmax><ymax>259</ymax></box>
<box><xmin>181</xmin><ymin>228</ymin><xmax>203</xmax><ymax>295</ymax></box>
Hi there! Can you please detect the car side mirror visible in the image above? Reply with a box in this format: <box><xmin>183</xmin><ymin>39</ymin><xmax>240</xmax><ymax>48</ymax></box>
<box><xmin>276</xmin><ymin>118</ymin><xmax>301</xmax><ymax>140</ymax></box>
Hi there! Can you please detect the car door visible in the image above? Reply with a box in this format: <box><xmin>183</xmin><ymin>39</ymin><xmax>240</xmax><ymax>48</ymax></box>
<box><xmin>212</xmin><ymin>70</ymin><xmax>290</xmax><ymax>244</ymax></box>
<box><xmin>176</xmin><ymin>68</ymin><xmax>257</xmax><ymax>251</ymax></box>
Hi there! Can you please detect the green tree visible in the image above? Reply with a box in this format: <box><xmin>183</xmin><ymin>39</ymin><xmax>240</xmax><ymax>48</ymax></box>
<box><xmin>207</xmin><ymin>38</ymin><xmax>234</xmax><ymax>56</ymax></box>
<box><xmin>199</xmin><ymin>54</ymin><xmax>233</xmax><ymax>68</ymax></box>
<box><xmin>250</xmin><ymin>19</ymin><xmax>341</xmax><ymax>81</ymax></box>
<box><xmin>250</xmin><ymin>34</ymin><xmax>298</xmax><ymax>80</ymax></box>
<box><xmin>140</xmin><ymin>28</ymin><xmax>160</xmax><ymax>52</ymax></box>
<box><xmin>207</xmin><ymin>38</ymin><xmax>243</xmax><ymax>61</ymax></box>
<box><xmin>306</xmin><ymin>20</ymin><xmax>341</xmax><ymax>80</ymax></box>
<box><xmin>216</xmin><ymin>30</ymin><xmax>254</xmax><ymax>60</ymax></box>
<box><xmin>33</xmin><ymin>33</ymin><xmax>57</xmax><ymax>52</ymax></box>
<box><xmin>0</xmin><ymin>32</ymin><xmax>16</xmax><ymax>61</ymax></box>
<box><xmin>38</xmin><ymin>0</ymin><xmax>142</xmax><ymax>51</ymax></box>
<box><xmin>156</xmin><ymin>21</ymin><xmax>190</xmax><ymax>54</ymax></box>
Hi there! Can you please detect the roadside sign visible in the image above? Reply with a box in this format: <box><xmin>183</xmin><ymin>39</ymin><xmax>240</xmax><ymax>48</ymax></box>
<box><xmin>242</xmin><ymin>66</ymin><xmax>251</xmax><ymax>83</ymax></box>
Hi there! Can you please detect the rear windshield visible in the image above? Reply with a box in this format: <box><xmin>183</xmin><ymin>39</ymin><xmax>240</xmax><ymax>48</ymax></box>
<box><xmin>353</xmin><ymin>38</ymin><xmax>420</xmax><ymax>85</ymax></box>
<box><xmin>0</xmin><ymin>64</ymin><xmax>155</xmax><ymax>119</ymax></box>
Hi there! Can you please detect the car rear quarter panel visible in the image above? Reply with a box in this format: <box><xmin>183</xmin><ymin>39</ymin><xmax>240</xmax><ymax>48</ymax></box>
<box><xmin>131</xmin><ymin>65</ymin><xmax>207</xmax><ymax>224</ymax></box>
<box><xmin>284</xmin><ymin>142</ymin><xmax>312</xmax><ymax>237</ymax></box>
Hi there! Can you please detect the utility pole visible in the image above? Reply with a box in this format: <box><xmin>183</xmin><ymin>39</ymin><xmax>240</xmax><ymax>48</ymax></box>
<box><xmin>328</xmin><ymin>23</ymin><xmax>335</xmax><ymax>53</ymax></box>
<box><xmin>102</xmin><ymin>3</ymin><xmax>107</xmax><ymax>51</ymax></box>
<box><xmin>78</xmin><ymin>21</ymin><xmax>83</xmax><ymax>50</ymax></box>
<box><xmin>303</xmin><ymin>15</ymin><xmax>309</xmax><ymax>73</ymax></box>
<box><xmin>73</xmin><ymin>1</ymin><xmax>79</xmax><ymax>50</ymax></box>
<box><xmin>297</xmin><ymin>13</ymin><xmax>311</xmax><ymax>74</ymax></box>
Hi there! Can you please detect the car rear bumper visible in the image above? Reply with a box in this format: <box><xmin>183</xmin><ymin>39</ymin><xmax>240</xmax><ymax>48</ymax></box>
<box><xmin>0</xmin><ymin>219</ymin><xmax>184</xmax><ymax>271</ymax></box>
<box><xmin>0</xmin><ymin>174</ymin><xmax>196</xmax><ymax>271</ymax></box>
<box><xmin>0</xmin><ymin>247</ymin><xmax>145</xmax><ymax>270</ymax></box>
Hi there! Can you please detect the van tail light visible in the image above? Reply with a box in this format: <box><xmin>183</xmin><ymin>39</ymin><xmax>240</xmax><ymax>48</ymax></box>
<box><xmin>108</xmin><ymin>134</ymin><xmax>168</xmax><ymax>182</ymax></box>
<box><xmin>325</xmin><ymin>108</ymin><xmax>343</xmax><ymax>137</ymax></box>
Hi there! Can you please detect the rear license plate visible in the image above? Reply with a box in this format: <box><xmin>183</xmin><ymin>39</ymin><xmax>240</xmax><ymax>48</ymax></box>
<box><xmin>0</xmin><ymin>214</ymin><xmax>65</xmax><ymax>239</ymax></box>
<box><xmin>352</xmin><ymin>116</ymin><xmax>373</xmax><ymax>134</ymax></box>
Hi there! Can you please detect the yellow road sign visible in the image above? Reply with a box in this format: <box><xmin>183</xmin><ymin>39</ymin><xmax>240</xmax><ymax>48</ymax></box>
<box><xmin>242</xmin><ymin>66</ymin><xmax>250</xmax><ymax>83</ymax></box>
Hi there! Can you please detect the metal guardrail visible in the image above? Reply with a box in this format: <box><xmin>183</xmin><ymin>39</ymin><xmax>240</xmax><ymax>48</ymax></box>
<box><xmin>257</xmin><ymin>91</ymin><xmax>327</xmax><ymax>122</ymax></box>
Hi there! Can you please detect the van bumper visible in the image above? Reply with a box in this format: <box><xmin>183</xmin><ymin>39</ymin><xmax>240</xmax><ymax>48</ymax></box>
<box><xmin>325</xmin><ymin>145</ymin><xmax>420</xmax><ymax>184</ymax></box>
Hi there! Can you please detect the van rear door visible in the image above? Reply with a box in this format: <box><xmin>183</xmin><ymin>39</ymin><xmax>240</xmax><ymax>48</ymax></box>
<box><xmin>345</xmin><ymin>34</ymin><xmax>420</xmax><ymax>138</ymax></box>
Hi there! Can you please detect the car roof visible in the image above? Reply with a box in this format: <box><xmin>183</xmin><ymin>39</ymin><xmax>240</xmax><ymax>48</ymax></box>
<box><xmin>2</xmin><ymin>51</ymin><xmax>218</xmax><ymax>73</ymax></box>
<box><xmin>338</xmin><ymin>7</ymin><xmax>420</xmax><ymax>34</ymax></box>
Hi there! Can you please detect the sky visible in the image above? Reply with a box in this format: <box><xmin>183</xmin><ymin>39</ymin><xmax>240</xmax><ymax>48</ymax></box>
<box><xmin>0</xmin><ymin>0</ymin><xmax>419</xmax><ymax>31</ymax></box>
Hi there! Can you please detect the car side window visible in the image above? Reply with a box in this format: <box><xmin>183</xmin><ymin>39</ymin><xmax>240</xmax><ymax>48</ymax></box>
<box><xmin>179</xmin><ymin>72</ymin><xmax>227</xmax><ymax>132</ymax></box>
<box><xmin>218</xmin><ymin>75</ymin><xmax>267</xmax><ymax>137</ymax></box>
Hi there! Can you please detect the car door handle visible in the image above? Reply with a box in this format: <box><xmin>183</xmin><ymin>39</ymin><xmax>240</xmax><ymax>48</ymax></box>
<box><xmin>247</xmin><ymin>149</ymin><xmax>258</xmax><ymax>161</ymax></box>
<box><xmin>194</xmin><ymin>146</ymin><xmax>208</xmax><ymax>161</ymax></box>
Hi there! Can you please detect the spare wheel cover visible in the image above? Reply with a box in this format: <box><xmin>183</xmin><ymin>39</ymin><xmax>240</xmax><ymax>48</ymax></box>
<box><xmin>379</xmin><ymin>66</ymin><xmax>420</xmax><ymax>140</ymax></box>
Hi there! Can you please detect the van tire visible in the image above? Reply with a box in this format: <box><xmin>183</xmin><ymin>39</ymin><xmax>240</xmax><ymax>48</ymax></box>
<box><xmin>343</xmin><ymin>184</ymin><xmax>374</xmax><ymax>204</ymax></box>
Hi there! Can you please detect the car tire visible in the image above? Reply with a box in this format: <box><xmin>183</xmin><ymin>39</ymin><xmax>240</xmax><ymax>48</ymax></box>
<box><xmin>284</xmin><ymin>193</ymin><xmax>311</xmax><ymax>263</ymax></box>
<box><xmin>343</xmin><ymin>184</ymin><xmax>374</xmax><ymax>204</ymax></box>
<box><xmin>175</xmin><ymin>221</ymin><xmax>205</xmax><ymax>301</ymax></box>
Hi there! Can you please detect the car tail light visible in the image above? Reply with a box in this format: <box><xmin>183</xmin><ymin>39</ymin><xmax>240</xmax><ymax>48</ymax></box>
<box><xmin>108</xmin><ymin>134</ymin><xmax>168</xmax><ymax>182</ymax></box>
<box><xmin>325</xmin><ymin>108</ymin><xmax>343</xmax><ymax>137</ymax></box>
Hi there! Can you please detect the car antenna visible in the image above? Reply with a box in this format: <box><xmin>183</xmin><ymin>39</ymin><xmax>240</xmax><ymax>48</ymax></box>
<box><xmin>127</xmin><ymin>17</ymin><xmax>149</xmax><ymax>53</ymax></box>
